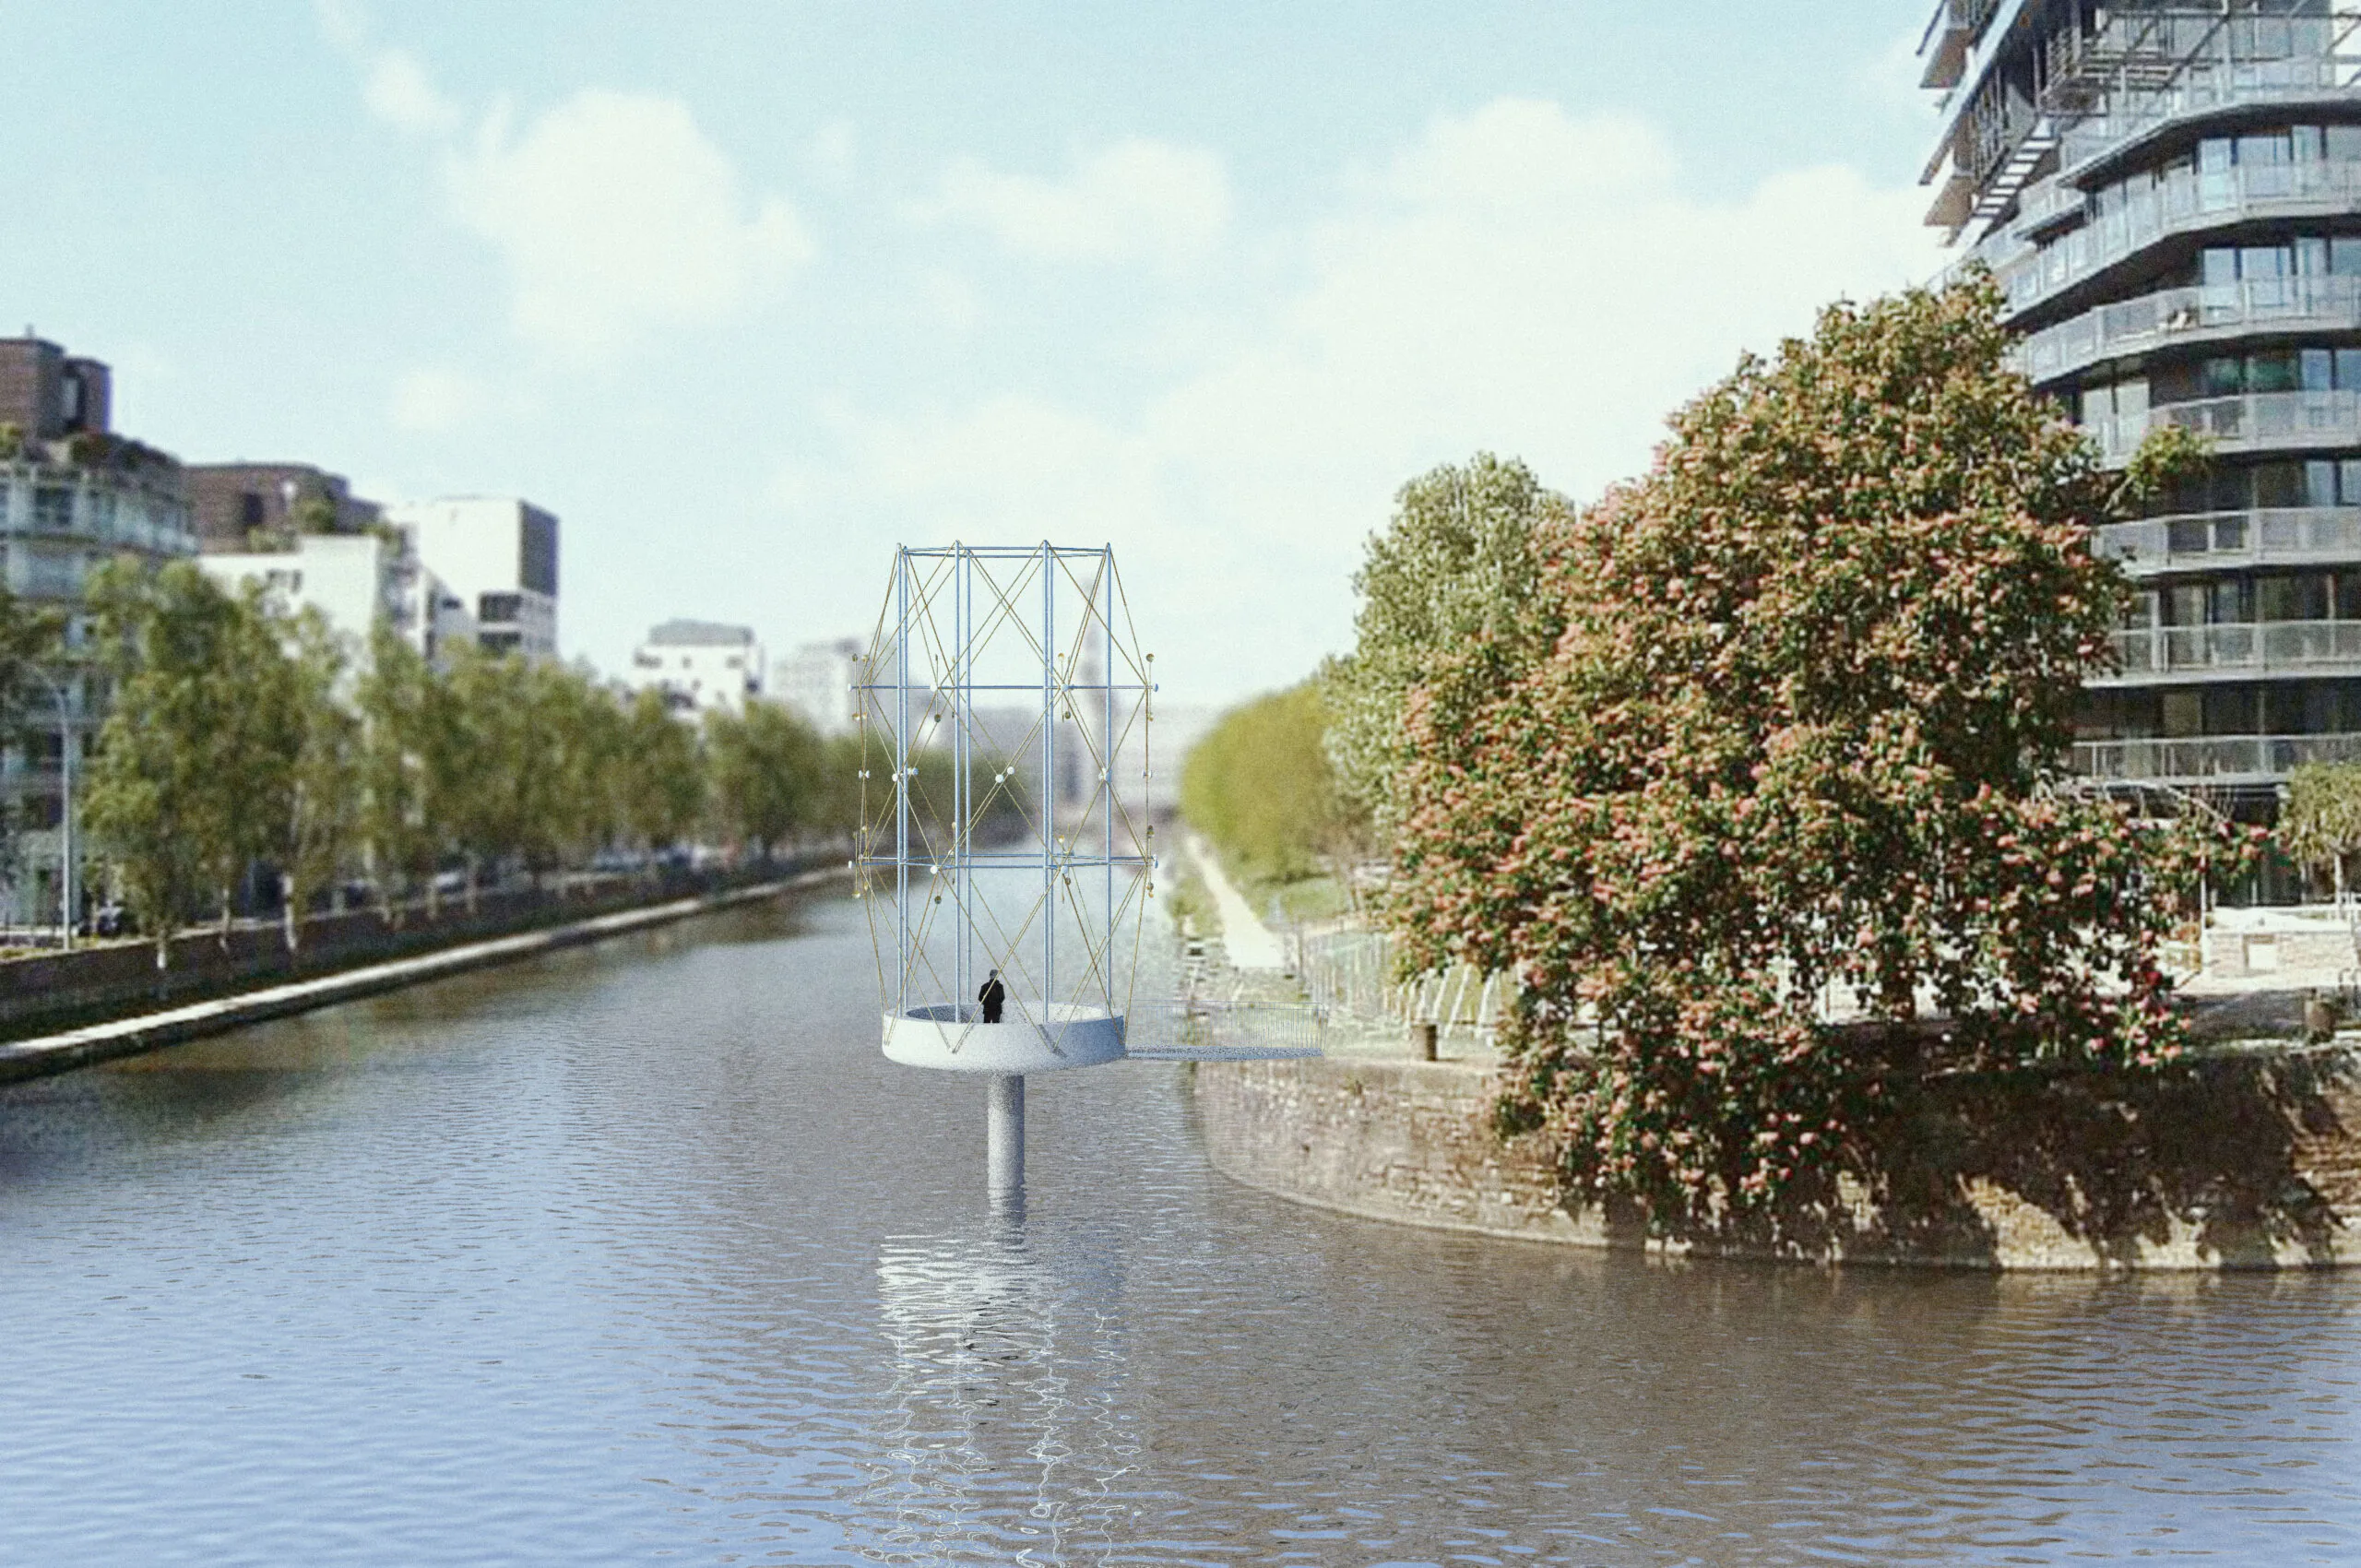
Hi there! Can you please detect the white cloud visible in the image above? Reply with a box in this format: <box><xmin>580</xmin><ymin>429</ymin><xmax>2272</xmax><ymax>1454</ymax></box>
<box><xmin>322</xmin><ymin>12</ymin><xmax>811</xmax><ymax>364</ymax></box>
<box><xmin>389</xmin><ymin>367</ymin><xmax>495</xmax><ymax>432</ymax></box>
<box><xmin>808</xmin><ymin>100</ymin><xmax>1946</xmax><ymax>701</ymax></box>
<box><xmin>918</xmin><ymin>138</ymin><xmax>1230</xmax><ymax>268</ymax></box>
<box><xmin>363</xmin><ymin>48</ymin><xmax>459</xmax><ymax>137</ymax></box>
<box><xmin>809</xmin><ymin>119</ymin><xmax>858</xmax><ymax>186</ymax></box>
<box><xmin>446</xmin><ymin>91</ymin><xmax>812</xmax><ymax>361</ymax></box>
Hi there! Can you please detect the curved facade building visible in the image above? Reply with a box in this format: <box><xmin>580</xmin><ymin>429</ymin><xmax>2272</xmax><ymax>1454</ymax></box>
<box><xmin>1924</xmin><ymin>2</ymin><xmax>2361</xmax><ymax>875</ymax></box>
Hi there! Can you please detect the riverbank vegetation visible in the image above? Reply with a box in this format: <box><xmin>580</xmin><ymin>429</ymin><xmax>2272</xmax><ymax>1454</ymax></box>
<box><xmin>50</xmin><ymin>560</ymin><xmax>1014</xmax><ymax>964</ymax></box>
<box><xmin>1179</xmin><ymin>679</ymin><xmax>1362</xmax><ymax>922</ymax></box>
<box><xmin>1203</xmin><ymin>278</ymin><xmax>2260</xmax><ymax>1226</ymax></box>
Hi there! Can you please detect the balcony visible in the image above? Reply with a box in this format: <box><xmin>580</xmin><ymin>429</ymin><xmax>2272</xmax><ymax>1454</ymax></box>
<box><xmin>2097</xmin><ymin>507</ymin><xmax>2361</xmax><ymax>572</ymax></box>
<box><xmin>2017</xmin><ymin>276</ymin><xmax>2361</xmax><ymax>386</ymax></box>
<box><xmin>1990</xmin><ymin>159</ymin><xmax>2361</xmax><ymax>322</ymax></box>
<box><xmin>2054</xmin><ymin>40</ymin><xmax>2361</xmax><ymax>177</ymax></box>
<box><xmin>2074</xmin><ymin>731</ymin><xmax>2361</xmax><ymax>784</ymax></box>
<box><xmin>2087</xmin><ymin>389</ymin><xmax>2361</xmax><ymax>463</ymax></box>
<box><xmin>2106</xmin><ymin>620</ymin><xmax>2361</xmax><ymax>680</ymax></box>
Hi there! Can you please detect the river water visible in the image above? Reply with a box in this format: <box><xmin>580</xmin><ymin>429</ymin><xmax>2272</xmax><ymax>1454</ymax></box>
<box><xmin>5</xmin><ymin>889</ymin><xmax>2361</xmax><ymax>1566</ymax></box>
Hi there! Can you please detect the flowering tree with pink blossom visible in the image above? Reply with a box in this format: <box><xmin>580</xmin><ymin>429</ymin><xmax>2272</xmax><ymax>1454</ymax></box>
<box><xmin>1387</xmin><ymin>280</ymin><xmax>2248</xmax><ymax>1223</ymax></box>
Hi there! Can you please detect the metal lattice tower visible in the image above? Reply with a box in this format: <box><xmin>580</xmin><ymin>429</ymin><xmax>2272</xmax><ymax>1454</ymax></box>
<box><xmin>852</xmin><ymin>544</ymin><xmax>1156</xmax><ymax>1192</ymax></box>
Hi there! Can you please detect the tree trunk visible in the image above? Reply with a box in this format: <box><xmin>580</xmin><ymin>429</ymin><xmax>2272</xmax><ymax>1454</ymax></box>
<box><xmin>281</xmin><ymin>871</ymin><xmax>300</xmax><ymax>955</ymax></box>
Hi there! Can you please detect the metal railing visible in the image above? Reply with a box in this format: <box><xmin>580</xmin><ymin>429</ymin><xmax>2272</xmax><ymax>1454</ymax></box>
<box><xmin>2018</xmin><ymin>276</ymin><xmax>2361</xmax><ymax>383</ymax></box>
<box><xmin>2097</xmin><ymin>506</ymin><xmax>2361</xmax><ymax>568</ymax></box>
<box><xmin>2075</xmin><ymin>731</ymin><xmax>2361</xmax><ymax>781</ymax></box>
<box><xmin>2108</xmin><ymin>620</ymin><xmax>2361</xmax><ymax>675</ymax></box>
<box><xmin>2087</xmin><ymin>388</ymin><xmax>2361</xmax><ymax>461</ymax></box>
<box><xmin>1989</xmin><ymin>157</ymin><xmax>2361</xmax><ymax>318</ymax></box>
<box><xmin>1295</xmin><ymin>925</ymin><xmax>1517</xmax><ymax>1045</ymax></box>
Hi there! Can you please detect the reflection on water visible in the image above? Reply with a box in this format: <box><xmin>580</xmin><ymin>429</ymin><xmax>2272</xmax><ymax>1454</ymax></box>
<box><xmin>4</xmin><ymin>890</ymin><xmax>2361</xmax><ymax>1565</ymax></box>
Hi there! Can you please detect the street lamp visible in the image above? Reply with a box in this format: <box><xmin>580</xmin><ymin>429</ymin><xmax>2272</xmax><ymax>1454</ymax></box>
<box><xmin>29</xmin><ymin>667</ymin><xmax>74</xmax><ymax>952</ymax></box>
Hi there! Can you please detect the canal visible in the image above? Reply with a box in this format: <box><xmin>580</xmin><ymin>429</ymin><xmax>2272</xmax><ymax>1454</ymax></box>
<box><xmin>4</xmin><ymin>888</ymin><xmax>2360</xmax><ymax>1565</ymax></box>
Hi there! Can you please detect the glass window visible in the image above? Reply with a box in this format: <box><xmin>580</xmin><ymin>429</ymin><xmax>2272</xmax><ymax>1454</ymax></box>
<box><xmin>2168</xmin><ymin>584</ymin><xmax>2210</xmax><ymax>625</ymax></box>
<box><xmin>2305</xmin><ymin>350</ymin><xmax>2335</xmax><ymax>391</ymax></box>
<box><xmin>2310</xmin><ymin>459</ymin><xmax>2340</xmax><ymax>505</ymax></box>
<box><xmin>2212</xmin><ymin>467</ymin><xmax>2253</xmax><ymax>511</ymax></box>
<box><xmin>2201</xmin><ymin>137</ymin><xmax>2234</xmax><ymax>173</ymax></box>
<box><xmin>2338</xmin><ymin>349</ymin><xmax>2361</xmax><ymax>390</ymax></box>
<box><xmin>2242</xmin><ymin>244</ymin><xmax>2290</xmax><ymax>279</ymax></box>
<box><xmin>2208</xmin><ymin>685</ymin><xmax>2260</xmax><ymax>735</ymax></box>
<box><xmin>2333</xmin><ymin>125</ymin><xmax>2361</xmax><ymax>161</ymax></box>
<box><xmin>2202</xmin><ymin>246</ymin><xmax>2238</xmax><ymax>286</ymax></box>
<box><xmin>2251</xmin><ymin>351</ymin><xmax>2301</xmax><ymax>395</ymax></box>
<box><xmin>2298</xmin><ymin>237</ymin><xmax>2331</xmax><ymax>276</ymax></box>
<box><xmin>2260</xmin><ymin>574</ymin><xmax>2331</xmax><ymax>620</ymax></box>
<box><xmin>2206</xmin><ymin>355</ymin><xmax>2246</xmax><ymax>396</ymax></box>
<box><xmin>2337</xmin><ymin>238</ymin><xmax>2361</xmax><ymax>277</ymax></box>
<box><xmin>2266</xmin><ymin>684</ymin><xmax>2309</xmax><ymax>735</ymax></box>
<box><xmin>2241</xmin><ymin>132</ymin><xmax>2293</xmax><ymax>166</ymax></box>
<box><xmin>2153</xmin><ymin>360</ymin><xmax>2205</xmax><ymax>403</ymax></box>
<box><xmin>2342</xmin><ymin>458</ymin><xmax>2361</xmax><ymax>501</ymax></box>
<box><xmin>2339</xmin><ymin>575</ymin><xmax>2361</xmax><ymax>620</ymax></box>
<box><xmin>2296</xmin><ymin>126</ymin><xmax>2329</xmax><ymax>163</ymax></box>
<box><xmin>2212</xmin><ymin>578</ymin><xmax>2254</xmax><ymax>624</ymax></box>
<box><xmin>2258</xmin><ymin>462</ymin><xmax>2308</xmax><ymax>507</ymax></box>
<box><xmin>2218</xmin><ymin>514</ymin><xmax>2248</xmax><ymax>550</ymax></box>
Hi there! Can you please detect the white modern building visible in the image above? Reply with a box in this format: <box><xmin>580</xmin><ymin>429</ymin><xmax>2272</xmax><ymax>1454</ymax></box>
<box><xmin>624</xmin><ymin>620</ymin><xmax>766</xmax><ymax>718</ymax></box>
<box><xmin>774</xmin><ymin>636</ymin><xmax>863</xmax><ymax>735</ymax></box>
<box><xmin>384</xmin><ymin>496</ymin><xmax>560</xmax><ymax>661</ymax></box>
<box><xmin>198</xmin><ymin>532</ymin><xmax>409</xmax><ymax>672</ymax></box>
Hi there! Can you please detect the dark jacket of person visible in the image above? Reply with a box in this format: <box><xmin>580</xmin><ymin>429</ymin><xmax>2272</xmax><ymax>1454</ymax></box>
<box><xmin>978</xmin><ymin>976</ymin><xmax>1007</xmax><ymax>1024</ymax></box>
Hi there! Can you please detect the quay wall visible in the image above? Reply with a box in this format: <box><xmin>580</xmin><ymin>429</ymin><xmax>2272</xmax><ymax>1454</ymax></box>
<box><xmin>0</xmin><ymin>860</ymin><xmax>824</xmax><ymax>1045</ymax></box>
<box><xmin>1194</xmin><ymin>1052</ymin><xmax>2361</xmax><ymax>1270</ymax></box>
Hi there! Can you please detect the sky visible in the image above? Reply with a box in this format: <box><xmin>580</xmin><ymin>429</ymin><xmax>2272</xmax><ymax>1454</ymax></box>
<box><xmin>0</xmin><ymin>2</ymin><xmax>1952</xmax><ymax>707</ymax></box>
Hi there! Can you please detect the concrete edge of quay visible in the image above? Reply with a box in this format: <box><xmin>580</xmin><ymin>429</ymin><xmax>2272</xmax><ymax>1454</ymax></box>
<box><xmin>0</xmin><ymin>869</ymin><xmax>842</xmax><ymax>1087</ymax></box>
<box><xmin>1192</xmin><ymin>1052</ymin><xmax>2361</xmax><ymax>1272</ymax></box>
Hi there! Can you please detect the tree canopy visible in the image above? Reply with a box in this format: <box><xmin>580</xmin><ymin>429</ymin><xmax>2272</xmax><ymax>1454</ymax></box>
<box><xmin>1388</xmin><ymin>280</ymin><xmax>2242</xmax><ymax>1221</ymax></box>
<box><xmin>1182</xmin><ymin>678</ymin><xmax>1358</xmax><ymax>890</ymax></box>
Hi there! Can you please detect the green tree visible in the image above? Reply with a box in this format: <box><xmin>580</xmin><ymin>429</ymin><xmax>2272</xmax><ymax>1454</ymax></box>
<box><xmin>0</xmin><ymin>584</ymin><xmax>67</xmax><ymax>899</ymax></box>
<box><xmin>2282</xmin><ymin>762</ymin><xmax>2361</xmax><ymax>907</ymax></box>
<box><xmin>1325</xmin><ymin>454</ymin><xmax>1567</xmax><ymax>833</ymax></box>
<box><xmin>267</xmin><ymin>612</ymin><xmax>361</xmax><ymax>951</ymax></box>
<box><xmin>709</xmin><ymin>698</ymin><xmax>825</xmax><ymax>861</ymax></box>
<box><xmin>81</xmin><ymin>561</ymin><xmax>283</xmax><ymax>963</ymax></box>
<box><xmin>1181</xmin><ymin>679</ymin><xmax>1353</xmax><ymax>890</ymax></box>
<box><xmin>356</xmin><ymin>625</ymin><xmax>457</xmax><ymax>920</ymax></box>
<box><xmin>1389</xmin><ymin>279</ymin><xmax>2245</xmax><ymax>1222</ymax></box>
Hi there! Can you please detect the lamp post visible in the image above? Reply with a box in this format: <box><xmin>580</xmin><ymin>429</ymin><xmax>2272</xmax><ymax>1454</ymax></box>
<box><xmin>30</xmin><ymin>667</ymin><xmax>74</xmax><ymax>952</ymax></box>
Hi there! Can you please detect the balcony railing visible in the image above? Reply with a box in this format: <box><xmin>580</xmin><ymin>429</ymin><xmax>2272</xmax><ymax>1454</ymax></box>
<box><xmin>2087</xmin><ymin>389</ymin><xmax>2361</xmax><ymax>462</ymax></box>
<box><xmin>2096</xmin><ymin>506</ymin><xmax>2361</xmax><ymax>569</ymax></box>
<box><xmin>2107</xmin><ymin>620</ymin><xmax>2361</xmax><ymax>676</ymax></box>
<box><xmin>1987</xmin><ymin>159</ymin><xmax>2361</xmax><ymax>320</ymax></box>
<box><xmin>2075</xmin><ymin>731</ymin><xmax>2361</xmax><ymax>783</ymax></box>
<box><xmin>2054</xmin><ymin>39</ymin><xmax>2361</xmax><ymax>174</ymax></box>
<box><xmin>2017</xmin><ymin>276</ymin><xmax>2361</xmax><ymax>385</ymax></box>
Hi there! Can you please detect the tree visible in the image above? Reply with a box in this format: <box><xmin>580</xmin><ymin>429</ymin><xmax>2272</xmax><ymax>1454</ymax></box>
<box><xmin>2281</xmin><ymin>763</ymin><xmax>2361</xmax><ymax>909</ymax></box>
<box><xmin>267</xmin><ymin>612</ymin><xmax>361</xmax><ymax>951</ymax></box>
<box><xmin>614</xmin><ymin>687</ymin><xmax>704</xmax><ymax>863</ymax></box>
<box><xmin>1388</xmin><ymin>279</ymin><xmax>2244</xmax><ymax>1222</ymax></box>
<box><xmin>81</xmin><ymin>562</ymin><xmax>279</xmax><ymax>964</ymax></box>
<box><xmin>1325</xmin><ymin>454</ymin><xmax>1568</xmax><ymax>833</ymax></box>
<box><xmin>356</xmin><ymin>625</ymin><xmax>457</xmax><ymax>921</ymax></box>
<box><xmin>0</xmin><ymin>585</ymin><xmax>66</xmax><ymax>902</ymax></box>
<box><xmin>707</xmin><ymin>698</ymin><xmax>824</xmax><ymax>861</ymax></box>
<box><xmin>1181</xmin><ymin>679</ymin><xmax>1355</xmax><ymax>890</ymax></box>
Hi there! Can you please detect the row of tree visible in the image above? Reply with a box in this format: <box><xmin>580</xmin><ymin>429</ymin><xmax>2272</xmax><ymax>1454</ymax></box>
<box><xmin>1203</xmin><ymin>279</ymin><xmax>2254</xmax><ymax>1227</ymax></box>
<box><xmin>34</xmin><ymin>560</ymin><xmax>882</xmax><ymax>962</ymax></box>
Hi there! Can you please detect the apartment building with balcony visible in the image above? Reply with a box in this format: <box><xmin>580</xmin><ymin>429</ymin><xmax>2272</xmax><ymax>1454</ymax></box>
<box><xmin>1924</xmin><ymin>2</ymin><xmax>2361</xmax><ymax>868</ymax></box>
<box><xmin>0</xmin><ymin>333</ymin><xmax>197</xmax><ymax>929</ymax></box>
<box><xmin>383</xmin><ymin>497</ymin><xmax>560</xmax><ymax>662</ymax></box>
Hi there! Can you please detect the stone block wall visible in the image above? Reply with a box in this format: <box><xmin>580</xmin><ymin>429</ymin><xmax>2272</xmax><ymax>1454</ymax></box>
<box><xmin>1194</xmin><ymin>1052</ymin><xmax>2361</xmax><ymax>1270</ymax></box>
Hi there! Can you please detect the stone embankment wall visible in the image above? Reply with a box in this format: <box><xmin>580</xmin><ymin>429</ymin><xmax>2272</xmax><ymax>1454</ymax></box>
<box><xmin>0</xmin><ymin>861</ymin><xmax>816</xmax><ymax>1042</ymax></box>
<box><xmin>1195</xmin><ymin>1052</ymin><xmax>2361</xmax><ymax>1270</ymax></box>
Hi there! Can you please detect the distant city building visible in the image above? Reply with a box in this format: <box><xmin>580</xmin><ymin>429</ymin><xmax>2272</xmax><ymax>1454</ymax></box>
<box><xmin>198</xmin><ymin>530</ymin><xmax>416</xmax><ymax>680</ymax></box>
<box><xmin>186</xmin><ymin>463</ymin><xmax>382</xmax><ymax>553</ymax></box>
<box><xmin>384</xmin><ymin>496</ymin><xmax>560</xmax><ymax>661</ymax></box>
<box><xmin>775</xmin><ymin>636</ymin><xmax>863</xmax><ymax>735</ymax></box>
<box><xmin>625</xmin><ymin>620</ymin><xmax>766</xmax><ymax>717</ymax></box>
<box><xmin>0</xmin><ymin>332</ymin><xmax>196</xmax><ymax>929</ymax></box>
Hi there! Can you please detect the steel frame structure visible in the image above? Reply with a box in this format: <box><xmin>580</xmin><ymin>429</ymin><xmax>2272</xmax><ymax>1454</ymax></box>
<box><xmin>853</xmin><ymin>542</ymin><xmax>1155</xmax><ymax>1051</ymax></box>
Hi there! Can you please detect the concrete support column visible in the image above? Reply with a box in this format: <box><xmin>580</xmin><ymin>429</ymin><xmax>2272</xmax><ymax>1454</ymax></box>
<box><xmin>988</xmin><ymin>1074</ymin><xmax>1025</xmax><ymax>1195</ymax></box>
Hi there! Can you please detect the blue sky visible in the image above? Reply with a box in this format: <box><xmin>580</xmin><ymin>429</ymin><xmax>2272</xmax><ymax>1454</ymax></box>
<box><xmin>0</xmin><ymin>2</ymin><xmax>1947</xmax><ymax>704</ymax></box>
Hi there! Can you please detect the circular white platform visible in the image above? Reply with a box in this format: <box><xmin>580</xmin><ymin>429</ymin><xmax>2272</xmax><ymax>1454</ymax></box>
<box><xmin>882</xmin><ymin>1004</ymin><xmax>1126</xmax><ymax>1073</ymax></box>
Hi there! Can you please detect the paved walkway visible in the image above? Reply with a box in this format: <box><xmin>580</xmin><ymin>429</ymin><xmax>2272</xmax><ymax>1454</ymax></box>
<box><xmin>1186</xmin><ymin>833</ymin><xmax>1286</xmax><ymax>969</ymax></box>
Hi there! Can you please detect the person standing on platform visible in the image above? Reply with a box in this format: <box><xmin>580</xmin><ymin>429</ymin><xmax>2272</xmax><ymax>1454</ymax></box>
<box><xmin>979</xmin><ymin>969</ymin><xmax>1006</xmax><ymax>1024</ymax></box>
